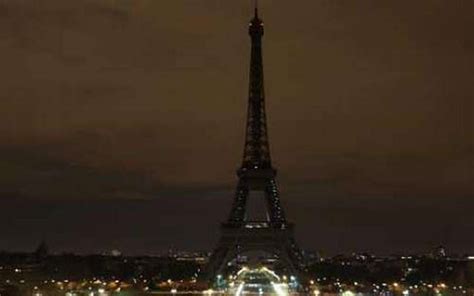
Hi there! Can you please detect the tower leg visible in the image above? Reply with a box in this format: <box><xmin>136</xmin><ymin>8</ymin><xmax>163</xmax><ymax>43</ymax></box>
<box><xmin>200</xmin><ymin>244</ymin><xmax>238</xmax><ymax>282</ymax></box>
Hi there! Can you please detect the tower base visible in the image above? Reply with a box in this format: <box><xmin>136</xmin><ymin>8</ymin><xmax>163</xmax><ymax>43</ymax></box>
<box><xmin>201</xmin><ymin>222</ymin><xmax>304</xmax><ymax>282</ymax></box>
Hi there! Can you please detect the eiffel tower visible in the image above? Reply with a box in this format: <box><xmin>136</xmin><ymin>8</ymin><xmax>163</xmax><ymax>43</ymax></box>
<box><xmin>203</xmin><ymin>5</ymin><xmax>304</xmax><ymax>282</ymax></box>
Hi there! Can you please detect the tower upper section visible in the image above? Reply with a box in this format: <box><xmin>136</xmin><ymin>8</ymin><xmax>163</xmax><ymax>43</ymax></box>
<box><xmin>249</xmin><ymin>8</ymin><xmax>264</xmax><ymax>38</ymax></box>
<box><xmin>241</xmin><ymin>6</ymin><xmax>273</xmax><ymax>174</ymax></box>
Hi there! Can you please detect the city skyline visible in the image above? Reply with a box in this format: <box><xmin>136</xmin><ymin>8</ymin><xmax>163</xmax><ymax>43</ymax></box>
<box><xmin>0</xmin><ymin>0</ymin><xmax>473</xmax><ymax>255</ymax></box>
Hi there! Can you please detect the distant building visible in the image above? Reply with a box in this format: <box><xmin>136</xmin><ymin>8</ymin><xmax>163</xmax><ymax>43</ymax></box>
<box><xmin>34</xmin><ymin>241</ymin><xmax>49</xmax><ymax>261</ymax></box>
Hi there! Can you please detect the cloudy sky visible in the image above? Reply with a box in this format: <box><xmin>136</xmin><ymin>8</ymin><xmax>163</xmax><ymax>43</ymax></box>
<box><xmin>0</xmin><ymin>0</ymin><xmax>472</xmax><ymax>255</ymax></box>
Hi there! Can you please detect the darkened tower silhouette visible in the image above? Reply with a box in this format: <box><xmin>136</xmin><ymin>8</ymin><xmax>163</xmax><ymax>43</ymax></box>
<box><xmin>203</xmin><ymin>6</ymin><xmax>304</xmax><ymax>281</ymax></box>
<box><xmin>228</xmin><ymin>6</ymin><xmax>286</xmax><ymax>227</ymax></box>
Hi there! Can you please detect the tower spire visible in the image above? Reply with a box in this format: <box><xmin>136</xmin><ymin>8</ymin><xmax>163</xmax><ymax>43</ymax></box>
<box><xmin>254</xmin><ymin>0</ymin><xmax>259</xmax><ymax>18</ymax></box>
<box><xmin>226</xmin><ymin>3</ymin><xmax>285</xmax><ymax>226</ymax></box>
<box><xmin>244</xmin><ymin>0</ymin><xmax>268</xmax><ymax>170</ymax></box>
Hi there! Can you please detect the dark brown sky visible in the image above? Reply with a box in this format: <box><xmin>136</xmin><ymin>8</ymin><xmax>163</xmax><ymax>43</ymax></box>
<box><xmin>0</xmin><ymin>0</ymin><xmax>472</xmax><ymax>255</ymax></box>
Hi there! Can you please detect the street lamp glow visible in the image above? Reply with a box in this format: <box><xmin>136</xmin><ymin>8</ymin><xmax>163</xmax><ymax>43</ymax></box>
<box><xmin>235</xmin><ymin>283</ymin><xmax>244</xmax><ymax>296</ymax></box>
<box><xmin>342</xmin><ymin>290</ymin><xmax>355</xmax><ymax>296</ymax></box>
<box><xmin>271</xmin><ymin>282</ymin><xmax>288</xmax><ymax>296</ymax></box>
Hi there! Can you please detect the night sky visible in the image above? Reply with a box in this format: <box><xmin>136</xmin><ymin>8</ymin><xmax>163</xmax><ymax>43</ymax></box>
<box><xmin>0</xmin><ymin>0</ymin><xmax>472</xmax><ymax>255</ymax></box>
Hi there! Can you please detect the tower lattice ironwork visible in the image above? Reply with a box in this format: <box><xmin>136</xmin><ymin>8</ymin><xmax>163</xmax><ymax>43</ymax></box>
<box><xmin>228</xmin><ymin>6</ymin><xmax>286</xmax><ymax>228</ymax></box>
<box><xmin>202</xmin><ymin>6</ymin><xmax>304</xmax><ymax>282</ymax></box>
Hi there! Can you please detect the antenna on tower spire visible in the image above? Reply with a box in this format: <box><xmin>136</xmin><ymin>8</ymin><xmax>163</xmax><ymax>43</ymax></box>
<box><xmin>254</xmin><ymin>0</ymin><xmax>259</xmax><ymax>18</ymax></box>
